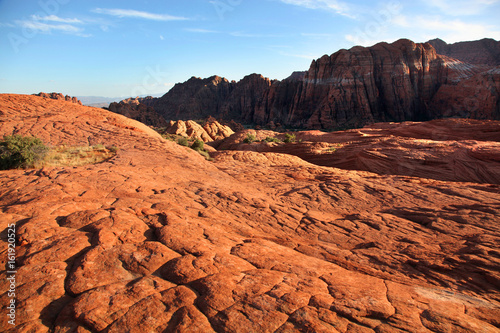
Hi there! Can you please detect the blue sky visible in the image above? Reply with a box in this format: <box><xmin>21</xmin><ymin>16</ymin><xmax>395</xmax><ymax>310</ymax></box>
<box><xmin>1</xmin><ymin>0</ymin><xmax>499</xmax><ymax>98</ymax></box>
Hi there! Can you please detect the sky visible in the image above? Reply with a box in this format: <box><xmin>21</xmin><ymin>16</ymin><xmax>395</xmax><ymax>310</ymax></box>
<box><xmin>0</xmin><ymin>0</ymin><xmax>499</xmax><ymax>99</ymax></box>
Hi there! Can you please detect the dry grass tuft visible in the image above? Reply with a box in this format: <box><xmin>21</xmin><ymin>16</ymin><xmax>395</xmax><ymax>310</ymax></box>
<box><xmin>37</xmin><ymin>145</ymin><xmax>118</xmax><ymax>168</ymax></box>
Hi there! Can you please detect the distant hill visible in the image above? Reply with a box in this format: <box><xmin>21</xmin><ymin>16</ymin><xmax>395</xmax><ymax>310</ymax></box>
<box><xmin>78</xmin><ymin>94</ymin><xmax>164</xmax><ymax>107</ymax></box>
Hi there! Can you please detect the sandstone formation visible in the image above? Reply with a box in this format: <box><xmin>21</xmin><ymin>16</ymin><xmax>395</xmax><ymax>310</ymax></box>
<box><xmin>144</xmin><ymin>39</ymin><xmax>497</xmax><ymax>129</ymax></box>
<box><xmin>429</xmin><ymin>66</ymin><xmax>500</xmax><ymax>120</ymax></box>
<box><xmin>1</xmin><ymin>94</ymin><xmax>499</xmax><ymax>332</ymax></box>
<box><xmin>218</xmin><ymin>119</ymin><xmax>500</xmax><ymax>184</ymax></box>
<box><xmin>107</xmin><ymin>38</ymin><xmax>499</xmax><ymax>131</ymax></box>
<box><xmin>164</xmin><ymin>119</ymin><xmax>234</xmax><ymax>143</ymax></box>
<box><xmin>428</xmin><ymin>38</ymin><xmax>500</xmax><ymax>66</ymax></box>
<box><xmin>108</xmin><ymin>98</ymin><xmax>168</xmax><ymax>128</ymax></box>
<box><xmin>34</xmin><ymin>92</ymin><xmax>82</xmax><ymax>105</ymax></box>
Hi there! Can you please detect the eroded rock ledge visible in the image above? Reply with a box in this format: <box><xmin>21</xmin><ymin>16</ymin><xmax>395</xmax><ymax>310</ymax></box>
<box><xmin>0</xmin><ymin>94</ymin><xmax>499</xmax><ymax>332</ymax></box>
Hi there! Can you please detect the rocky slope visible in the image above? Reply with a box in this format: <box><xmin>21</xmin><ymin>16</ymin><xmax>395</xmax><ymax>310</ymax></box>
<box><xmin>428</xmin><ymin>38</ymin><xmax>500</xmax><ymax>66</ymax></box>
<box><xmin>218</xmin><ymin>119</ymin><xmax>500</xmax><ymax>184</ymax></box>
<box><xmin>1</xmin><ymin>94</ymin><xmax>500</xmax><ymax>332</ymax></box>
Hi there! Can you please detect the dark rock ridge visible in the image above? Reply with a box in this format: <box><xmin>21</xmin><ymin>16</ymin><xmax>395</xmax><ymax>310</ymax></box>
<box><xmin>108</xmin><ymin>97</ymin><xmax>168</xmax><ymax>127</ymax></box>
<box><xmin>428</xmin><ymin>38</ymin><xmax>500</xmax><ymax>66</ymax></box>
<box><xmin>111</xmin><ymin>38</ymin><xmax>500</xmax><ymax>129</ymax></box>
<box><xmin>34</xmin><ymin>92</ymin><xmax>82</xmax><ymax>105</ymax></box>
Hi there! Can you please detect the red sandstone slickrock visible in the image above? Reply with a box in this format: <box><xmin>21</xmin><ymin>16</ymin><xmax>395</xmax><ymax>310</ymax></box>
<box><xmin>0</xmin><ymin>94</ymin><xmax>499</xmax><ymax>332</ymax></box>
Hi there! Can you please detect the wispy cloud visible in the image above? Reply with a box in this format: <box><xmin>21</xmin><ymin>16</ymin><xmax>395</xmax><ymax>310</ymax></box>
<box><xmin>14</xmin><ymin>19</ymin><xmax>90</xmax><ymax>37</ymax></box>
<box><xmin>92</xmin><ymin>8</ymin><xmax>188</xmax><ymax>21</ymax></box>
<box><xmin>9</xmin><ymin>15</ymin><xmax>91</xmax><ymax>37</ymax></box>
<box><xmin>275</xmin><ymin>0</ymin><xmax>353</xmax><ymax>18</ymax></box>
<box><xmin>31</xmin><ymin>15</ymin><xmax>82</xmax><ymax>24</ymax></box>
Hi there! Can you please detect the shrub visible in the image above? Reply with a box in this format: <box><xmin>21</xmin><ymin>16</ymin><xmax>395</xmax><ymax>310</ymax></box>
<box><xmin>177</xmin><ymin>137</ymin><xmax>189</xmax><ymax>146</ymax></box>
<box><xmin>191</xmin><ymin>139</ymin><xmax>204</xmax><ymax>151</ymax></box>
<box><xmin>0</xmin><ymin>135</ymin><xmax>49</xmax><ymax>170</ymax></box>
<box><xmin>243</xmin><ymin>133</ymin><xmax>256</xmax><ymax>144</ymax></box>
<box><xmin>283</xmin><ymin>133</ymin><xmax>296</xmax><ymax>143</ymax></box>
<box><xmin>264</xmin><ymin>137</ymin><xmax>281</xmax><ymax>143</ymax></box>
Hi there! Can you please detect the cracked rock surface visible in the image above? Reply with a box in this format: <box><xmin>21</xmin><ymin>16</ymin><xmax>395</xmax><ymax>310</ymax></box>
<box><xmin>0</xmin><ymin>94</ymin><xmax>499</xmax><ymax>332</ymax></box>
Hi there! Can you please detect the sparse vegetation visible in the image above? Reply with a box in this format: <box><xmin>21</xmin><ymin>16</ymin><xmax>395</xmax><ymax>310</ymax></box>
<box><xmin>263</xmin><ymin>137</ymin><xmax>282</xmax><ymax>143</ymax></box>
<box><xmin>177</xmin><ymin>137</ymin><xmax>189</xmax><ymax>147</ymax></box>
<box><xmin>42</xmin><ymin>145</ymin><xmax>117</xmax><ymax>167</ymax></box>
<box><xmin>0</xmin><ymin>135</ymin><xmax>118</xmax><ymax>170</ymax></box>
<box><xmin>283</xmin><ymin>133</ymin><xmax>296</xmax><ymax>143</ymax></box>
<box><xmin>190</xmin><ymin>139</ymin><xmax>213</xmax><ymax>161</ymax></box>
<box><xmin>0</xmin><ymin>135</ymin><xmax>49</xmax><ymax>170</ymax></box>
<box><xmin>243</xmin><ymin>133</ymin><xmax>256</xmax><ymax>144</ymax></box>
<box><xmin>190</xmin><ymin>139</ymin><xmax>205</xmax><ymax>151</ymax></box>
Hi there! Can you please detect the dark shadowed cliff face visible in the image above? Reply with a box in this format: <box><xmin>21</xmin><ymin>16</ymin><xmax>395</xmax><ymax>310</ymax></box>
<box><xmin>113</xmin><ymin>38</ymin><xmax>499</xmax><ymax>129</ymax></box>
<box><xmin>153</xmin><ymin>74</ymin><xmax>272</xmax><ymax>123</ymax></box>
<box><xmin>429</xmin><ymin>66</ymin><xmax>500</xmax><ymax>120</ymax></box>
<box><xmin>428</xmin><ymin>38</ymin><xmax>500</xmax><ymax>66</ymax></box>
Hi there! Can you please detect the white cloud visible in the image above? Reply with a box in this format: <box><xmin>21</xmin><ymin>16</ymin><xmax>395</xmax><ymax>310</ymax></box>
<box><xmin>92</xmin><ymin>8</ymin><xmax>188</xmax><ymax>21</ymax></box>
<box><xmin>275</xmin><ymin>0</ymin><xmax>353</xmax><ymax>18</ymax></box>
<box><xmin>16</xmin><ymin>20</ymin><xmax>81</xmax><ymax>33</ymax></box>
<box><xmin>31</xmin><ymin>15</ymin><xmax>82</xmax><ymax>24</ymax></box>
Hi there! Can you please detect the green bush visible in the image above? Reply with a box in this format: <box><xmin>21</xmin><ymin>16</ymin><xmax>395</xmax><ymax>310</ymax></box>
<box><xmin>190</xmin><ymin>139</ymin><xmax>204</xmax><ymax>151</ymax></box>
<box><xmin>177</xmin><ymin>137</ymin><xmax>189</xmax><ymax>147</ymax></box>
<box><xmin>283</xmin><ymin>133</ymin><xmax>296</xmax><ymax>143</ymax></box>
<box><xmin>264</xmin><ymin>137</ymin><xmax>281</xmax><ymax>143</ymax></box>
<box><xmin>0</xmin><ymin>135</ymin><xmax>49</xmax><ymax>170</ymax></box>
<box><xmin>243</xmin><ymin>133</ymin><xmax>256</xmax><ymax>144</ymax></box>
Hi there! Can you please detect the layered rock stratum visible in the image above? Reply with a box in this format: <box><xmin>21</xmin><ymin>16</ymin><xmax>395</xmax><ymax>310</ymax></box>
<box><xmin>1</xmin><ymin>94</ymin><xmax>500</xmax><ymax>332</ymax></box>
<box><xmin>110</xmin><ymin>38</ymin><xmax>500</xmax><ymax>130</ymax></box>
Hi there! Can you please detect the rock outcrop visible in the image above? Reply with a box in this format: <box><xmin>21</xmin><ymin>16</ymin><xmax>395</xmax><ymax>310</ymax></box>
<box><xmin>148</xmin><ymin>39</ymin><xmax>498</xmax><ymax>129</ymax></box>
<box><xmin>164</xmin><ymin>119</ymin><xmax>234</xmax><ymax>142</ymax></box>
<box><xmin>429</xmin><ymin>66</ymin><xmax>500</xmax><ymax>120</ymax></box>
<box><xmin>108</xmin><ymin>38</ymin><xmax>499</xmax><ymax>130</ymax></box>
<box><xmin>428</xmin><ymin>38</ymin><xmax>500</xmax><ymax>66</ymax></box>
<box><xmin>218</xmin><ymin>119</ymin><xmax>500</xmax><ymax>184</ymax></box>
<box><xmin>34</xmin><ymin>92</ymin><xmax>82</xmax><ymax>105</ymax></box>
<box><xmin>1</xmin><ymin>94</ymin><xmax>500</xmax><ymax>332</ymax></box>
<box><xmin>108</xmin><ymin>98</ymin><xmax>168</xmax><ymax>127</ymax></box>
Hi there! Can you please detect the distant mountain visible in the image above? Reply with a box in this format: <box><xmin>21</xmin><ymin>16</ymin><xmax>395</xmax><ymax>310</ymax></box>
<box><xmin>109</xmin><ymin>38</ymin><xmax>500</xmax><ymax>129</ymax></box>
<box><xmin>78</xmin><ymin>94</ymin><xmax>164</xmax><ymax>107</ymax></box>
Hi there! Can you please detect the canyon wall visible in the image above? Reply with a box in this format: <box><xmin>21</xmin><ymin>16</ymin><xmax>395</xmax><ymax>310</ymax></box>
<box><xmin>112</xmin><ymin>38</ymin><xmax>500</xmax><ymax>129</ymax></box>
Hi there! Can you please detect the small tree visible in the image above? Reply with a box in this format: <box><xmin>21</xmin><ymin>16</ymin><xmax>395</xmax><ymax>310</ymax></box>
<box><xmin>0</xmin><ymin>135</ymin><xmax>49</xmax><ymax>169</ymax></box>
